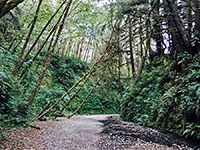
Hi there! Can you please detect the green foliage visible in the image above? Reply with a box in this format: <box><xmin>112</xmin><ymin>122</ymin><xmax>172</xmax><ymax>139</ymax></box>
<box><xmin>0</xmin><ymin>50</ymin><xmax>32</xmax><ymax>131</ymax></box>
<box><xmin>50</xmin><ymin>53</ymin><xmax>89</xmax><ymax>88</ymax></box>
<box><xmin>48</xmin><ymin>53</ymin><xmax>116</xmax><ymax>115</ymax></box>
<box><xmin>120</xmin><ymin>53</ymin><xmax>200</xmax><ymax>140</ymax></box>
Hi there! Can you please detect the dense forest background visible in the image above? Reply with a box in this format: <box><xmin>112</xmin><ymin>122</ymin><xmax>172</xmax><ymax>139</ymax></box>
<box><xmin>0</xmin><ymin>0</ymin><xmax>200</xmax><ymax>141</ymax></box>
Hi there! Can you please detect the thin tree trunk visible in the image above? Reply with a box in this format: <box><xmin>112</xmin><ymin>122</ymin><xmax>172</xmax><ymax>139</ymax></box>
<box><xmin>130</xmin><ymin>56</ymin><xmax>145</xmax><ymax>92</ymax></box>
<box><xmin>37</xmin><ymin>94</ymin><xmax>58</xmax><ymax>118</ymax></box>
<box><xmin>27</xmin><ymin>0</ymin><xmax>73</xmax><ymax>108</ymax></box>
<box><xmin>125</xmin><ymin>55</ymin><xmax>130</xmax><ymax>79</ymax></box>
<box><xmin>187</xmin><ymin>0</ymin><xmax>192</xmax><ymax>38</ymax></box>
<box><xmin>13</xmin><ymin>0</ymin><xmax>43</xmax><ymax>76</ymax></box>
<box><xmin>128</xmin><ymin>15</ymin><xmax>135</xmax><ymax>75</ymax></box>
<box><xmin>78</xmin><ymin>38</ymin><xmax>85</xmax><ymax>60</ymax></box>
<box><xmin>83</xmin><ymin>38</ymin><xmax>91</xmax><ymax>62</ymax></box>
<box><xmin>36</xmin><ymin>31</ymin><xmax>115</xmax><ymax>118</ymax></box>
<box><xmin>26</xmin><ymin>29</ymin><xmax>56</xmax><ymax>108</ymax></box>
<box><xmin>145</xmin><ymin>15</ymin><xmax>151</xmax><ymax>57</ymax></box>
<box><xmin>67</xmin><ymin>73</ymin><xmax>103</xmax><ymax>119</ymax></box>
<box><xmin>156</xmin><ymin>0</ymin><xmax>163</xmax><ymax>56</ymax></box>
<box><xmin>58</xmin><ymin>70</ymin><xmax>93</xmax><ymax>115</ymax></box>
<box><xmin>139</xmin><ymin>17</ymin><xmax>144</xmax><ymax>59</ymax></box>
<box><xmin>117</xmin><ymin>31</ymin><xmax>122</xmax><ymax>97</ymax></box>
<box><xmin>22</xmin><ymin>0</ymin><xmax>68</xmax><ymax>60</ymax></box>
<box><xmin>195</xmin><ymin>0</ymin><xmax>200</xmax><ymax>31</ymax></box>
<box><xmin>8</xmin><ymin>0</ymin><xmax>36</xmax><ymax>54</ymax></box>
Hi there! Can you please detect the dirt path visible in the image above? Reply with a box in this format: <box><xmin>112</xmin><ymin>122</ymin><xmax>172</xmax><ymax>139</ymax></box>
<box><xmin>1</xmin><ymin>114</ymin><xmax>200</xmax><ymax>150</ymax></box>
<box><xmin>1</xmin><ymin>115</ymin><xmax>114</xmax><ymax>150</ymax></box>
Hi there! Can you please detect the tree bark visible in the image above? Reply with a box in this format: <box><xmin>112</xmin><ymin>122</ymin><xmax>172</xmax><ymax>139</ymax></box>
<box><xmin>194</xmin><ymin>0</ymin><xmax>200</xmax><ymax>55</ymax></box>
<box><xmin>195</xmin><ymin>0</ymin><xmax>200</xmax><ymax>32</ymax></box>
<box><xmin>67</xmin><ymin>73</ymin><xmax>103</xmax><ymax>119</ymax></box>
<box><xmin>13</xmin><ymin>0</ymin><xmax>43</xmax><ymax>76</ymax></box>
<box><xmin>37</xmin><ymin>30</ymin><xmax>115</xmax><ymax>118</ymax></box>
<box><xmin>0</xmin><ymin>0</ymin><xmax>24</xmax><ymax>19</ymax></box>
<box><xmin>128</xmin><ymin>15</ymin><xmax>135</xmax><ymax>75</ymax></box>
<box><xmin>187</xmin><ymin>0</ymin><xmax>192</xmax><ymax>38</ymax></box>
<box><xmin>58</xmin><ymin>70</ymin><xmax>93</xmax><ymax>115</ymax></box>
<box><xmin>166</xmin><ymin>0</ymin><xmax>194</xmax><ymax>54</ymax></box>
<box><xmin>8</xmin><ymin>0</ymin><xmax>36</xmax><ymax>54</ymax></box>
<box><xmin>155</xmin><ymin>0</ymin><xmax>163</xmax><ymax>56</ymax></box>
<box><xmin>27</xmin><ymin>0</ymin><xmax>73</xmax><ymax>108</ymax></box>
<box><xmin>0</xmin><ymin>0</ymin><xmax>8</xmax><ymax>10</ymax></box>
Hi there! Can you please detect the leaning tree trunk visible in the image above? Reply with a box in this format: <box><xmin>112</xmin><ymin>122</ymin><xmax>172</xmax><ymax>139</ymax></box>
<box><xmin>8</xmin><ymin>0</ymin><xmax>36</xmax><ymax>54</ymax></box>
<box><xmin>13</xmin><ymin>0</ymin><xmax>43</xmax><ymax>76</ymax></box>
<box><xmin>0</xmin><ymin>0</ymin><xmax>24</xmax><ymax>19</ymax></box>
<box><xmin>27</xmin><ymin>0</ymin><xmax>73</xmax><ymax>108</ymax></box>
<box><xmin>58</xmin><ymin>70</ymin><xmax>93</xmax><ymax>115</ymax></box>
<box><xmin>36</xmin><ymin>30</ymin><xmax>116</xmax><ymax>119</ymax></box>
<box><xmin>67</xmin><ymin>73</ymin><xmax>104</xmax><ymax>119</ymax></box>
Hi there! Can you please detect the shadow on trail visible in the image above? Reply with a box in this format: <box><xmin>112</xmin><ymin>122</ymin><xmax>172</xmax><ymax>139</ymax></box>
<box><xmin>97</xmin><ymin>116</ymin><xmax>200</xmax><ymax>150</ymax></box>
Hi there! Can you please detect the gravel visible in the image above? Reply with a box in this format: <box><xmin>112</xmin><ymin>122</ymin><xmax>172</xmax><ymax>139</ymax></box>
<box><xmin>1</xmin><ymin>114</ymin><xmax>200</xmax><ymax>150</ymax></box>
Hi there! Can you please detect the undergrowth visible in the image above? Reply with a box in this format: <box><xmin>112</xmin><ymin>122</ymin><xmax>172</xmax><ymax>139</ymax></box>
<box><xmin>0</xmin><ymin>47</ymin><xmax>116</xmax><ymax>138</ymax></box>
<box><xmin>120</xmin><ymin>53</ymin><xmax>200</xmax><ymax>140</ymax></box>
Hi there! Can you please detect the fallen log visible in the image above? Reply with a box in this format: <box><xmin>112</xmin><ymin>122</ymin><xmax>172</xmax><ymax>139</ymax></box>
<box><xmin>28</xmin><ymin>124</ymin><xmax>42</xmax><ymax>130</ymax></box>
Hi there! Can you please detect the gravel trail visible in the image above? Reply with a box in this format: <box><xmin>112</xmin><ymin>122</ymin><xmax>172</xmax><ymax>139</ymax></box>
<box><xmin>0</xmin><ymin>114</ymin><xmax>200</xmax><ymax>150</ymax></box>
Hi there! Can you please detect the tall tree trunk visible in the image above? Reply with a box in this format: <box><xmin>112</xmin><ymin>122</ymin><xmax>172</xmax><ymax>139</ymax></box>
<box><xmin>153</xmin><ymin>0</ymin><xmax>164</xmax><ymax>56</ymax></box>
<box><xmin>76</xmin><ymin>40</ymin><xmax>80</xmax><ymax>58</ymax></box>
<box><xmin>83</xmin><ymin>38</ymin><xmax>91</xmax><ymax>62</ymax></box>
<box><xmin>78</xmin><ymin>39</ymin><xmax>84</xmax><ymax>60</ymax></box>
<box><xmin>139</xmin><ymin>17</ymin><xmax>144</xmax><ymax>59</ymax></box>
<box><xmin>117</xmin><ymin>31</ymin><xmax>122</xmax><ymax>97</ymax></box>
<box><xmin>8</xmin><ymin>0</ymin><xmax>36</xmax><ymax>54</ymax></box>
<box><xmin>187</xmin><ymin>0</ymin><xmax>192</xmax><ymax>38</ymax></box>
<box><xmin>13</xmin><ymin>0</ymin><xmax>68</xmax><ymax>75</ymax></box>
<box><xmin>128</xmin><ymin>15</ymin><xmax>135</xmax><ymax>75</ymax></box>
<box><xmin>125</xmin><ymin>55</ymin><xmax>130</xmax><ymax>79</ymax></box>
<box><xmin>27</xmin><ymin>0</ymin><xmax>73</xmax><ymax>108</ymax></box>
<box><xmin>26</xmin><ymin>29</ymin><xmax>56</xmax><ymax>108</ymax></box>
<box><xmin>166</xmin><ymin>0</ymin><xmax>194</xmax><ymax>54</ymax></box>
<box><xmin>13</xmin><ymin>0</ymin><xmax>43</xmax><ymax>76</ymax></box>
<box><xmin>195</xmin><ymin>0</ymin><xmax>200</xmax><ymax>31</ymax></box>
<box><xmin>195</xmin><ymin>0</ymin><xmax>200</xmax><ymax>54</ymax></box>
<box><xmin>145</xmin><ymin>15</ymin><xmax>151</xmax><ymax>57</ymax></box>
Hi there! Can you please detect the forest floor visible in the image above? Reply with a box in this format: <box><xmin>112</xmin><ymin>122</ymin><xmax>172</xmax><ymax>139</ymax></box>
<box><xmin>0</xmin><ymin>114</ymin><xmax>200</xmax><ymax>150</ymax></box>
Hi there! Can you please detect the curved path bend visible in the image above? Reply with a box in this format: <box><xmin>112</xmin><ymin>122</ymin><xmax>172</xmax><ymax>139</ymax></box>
<box><xmin>1</xmin><ymin>114</ymin><xmax>199</xmax><ymax>150</ymax></box>
<box><xmin>1</xmin><ymin>115</ymin><xmax>116</xmax><ymax>150</ymax></box>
